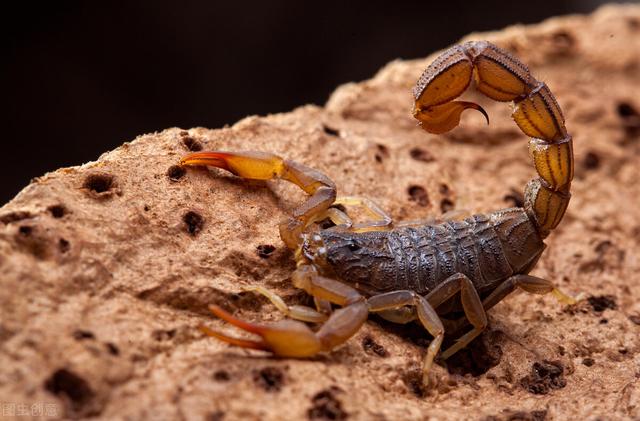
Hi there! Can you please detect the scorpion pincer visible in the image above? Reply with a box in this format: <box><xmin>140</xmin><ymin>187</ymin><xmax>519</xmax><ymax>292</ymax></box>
<box><xmin>180</xmin><ymin>41</ymin><xmax>575</xmax><ymax>386</ymax></box>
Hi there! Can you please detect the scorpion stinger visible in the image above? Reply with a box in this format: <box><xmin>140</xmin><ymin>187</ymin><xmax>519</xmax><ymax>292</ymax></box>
<box><xmin>413</xmin><ymin>40</ymin><xmax>573</xmax><ymax>238</ymax></box>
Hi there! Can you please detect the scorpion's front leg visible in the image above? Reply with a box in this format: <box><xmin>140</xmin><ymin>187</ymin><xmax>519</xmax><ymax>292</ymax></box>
<box><xmin>311</xmin><ymin>196</ymin><xmax>393</xmax><ymax>232</ymax></box>
<box><xmin>200</xmin><ymin>265</ymin><xmax>370</xmax><ymax>357</ymax></box>
<box><xmin>242</xmin><ymin>285</ymin><xmax>329</xmax><ymax>323</ymax></box>
<box><xmin>181</xmin><ymin>151</ymin><xmax>337</xmax><ymax>249</ymax></box>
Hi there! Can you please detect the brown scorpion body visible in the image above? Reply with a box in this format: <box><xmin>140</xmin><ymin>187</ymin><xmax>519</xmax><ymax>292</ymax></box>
<box><xmin>180</xmin><ymin>41</ymin><xmax>575</xmax><ymax>386</ymax></box>
<box><xmin>314</xmin><ymin>209</ymin><xmax>543</xmax><ymax>299</ymax></box>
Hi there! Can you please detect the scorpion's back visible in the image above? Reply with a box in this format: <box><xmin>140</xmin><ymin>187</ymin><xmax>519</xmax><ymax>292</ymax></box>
<box><xmin>318</xmin><ymin>207</ymin><xmax>545</xmax><ymax>296</ymax></box>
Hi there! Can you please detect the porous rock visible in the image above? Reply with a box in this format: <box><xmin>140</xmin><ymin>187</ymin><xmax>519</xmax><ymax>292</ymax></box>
<box><xmin>1</xmin><ymin>5</ymin><xmax>640</xmax><ymax>420</ymax></box>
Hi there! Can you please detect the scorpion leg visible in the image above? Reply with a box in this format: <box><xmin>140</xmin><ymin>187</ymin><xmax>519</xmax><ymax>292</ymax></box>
<box><xmin>444</xmin><ymin>274</ymin><xmax>576</xmax><ymax>336</ymax></box>
<box><xmin>422</xmin><ymin>273</ymin><xmax>488</xmax><ymax>361</ymax></box>
<box><xmin>180</xmin><ymin>151</ymin><xmax>337</xmax><ymax>250</ymax></box>
<box><xmin>376</xmin><ymin>307</ymin><xmax>416</xmax><ymax>324</ymax></box>
<box><xmin>333</xmin><ymin>196</ymin><xmax>393</xmax><ymax>232</ymax></box>
<box><xmin>480</xmin><ymin>274</ymin><xmax>576</xmax><ymax>312</ymax></box>
<box><xmin>310</xmin><ymin>207</ymin><xmax>354</xmax><ymax>229</ymax></box>
<box><xmin>310</xmin><ymin>196</ymin><xmax>392</xmax><ymax>232</ymax></box>
<box><xmin>368</xmin><ymin>290</ymin><xmax>444</xmax><ymax>385</ymax></box>
<box><xmin>243</xmin><ymin>286</ymin><xmax>328</xmax><ymax>323</ymax></box>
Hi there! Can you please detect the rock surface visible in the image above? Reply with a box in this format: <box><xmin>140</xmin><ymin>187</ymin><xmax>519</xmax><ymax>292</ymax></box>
<box><xmin>1</xmin><ymin>5</ymin><xmax>640</xmax><ymax>420</ymax></box>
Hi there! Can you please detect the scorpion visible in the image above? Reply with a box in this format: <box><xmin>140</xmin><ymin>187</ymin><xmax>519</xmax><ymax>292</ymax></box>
<box><xmin>180</xmin><ymin>41</ymin><xmax>575</xmax><ymax>386</ymax></box>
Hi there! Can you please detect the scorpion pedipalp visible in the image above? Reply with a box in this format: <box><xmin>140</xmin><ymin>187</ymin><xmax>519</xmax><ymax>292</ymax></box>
<box><xmin>181</xmin><ymin>150</ymin><xmax>336</xmax><ymax>250</ymax></box>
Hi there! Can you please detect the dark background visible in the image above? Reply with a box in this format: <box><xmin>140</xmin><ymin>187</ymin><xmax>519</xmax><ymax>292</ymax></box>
<box><xmin>2</xmin><ymin>1</ymin><xmax>614</xmax><ymax>204</ymax></box>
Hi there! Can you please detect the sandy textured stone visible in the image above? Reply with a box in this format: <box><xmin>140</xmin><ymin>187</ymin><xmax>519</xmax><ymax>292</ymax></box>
<box><xmin>1</xmin><ymin>5</ymin><xmax>640</xmax><ymax>420</ymax></box>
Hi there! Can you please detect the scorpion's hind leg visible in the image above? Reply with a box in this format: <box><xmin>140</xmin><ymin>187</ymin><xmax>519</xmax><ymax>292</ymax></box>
<box><xmin>442</xmin><ymin>275</ymin><xmax>577</xmax><ymax>340</ymax></box>
<box><xmin>417</xmin><ymin>273</ymin><xmax>488</xmax><ymax>361</ymax></box>
<box><xmin>368</xmin><ymin>291</ymin><xmax>445</xmax><ymax>386</ymax></box>
<box><xmin>180</xmin><ymin>151</ymin><xmax>337</xmax><ymax>250</ymax></box>
<box><xmin>480</xmin><ymin>274</ymin><xmax>576</xmax><ymax>313</ymax></box>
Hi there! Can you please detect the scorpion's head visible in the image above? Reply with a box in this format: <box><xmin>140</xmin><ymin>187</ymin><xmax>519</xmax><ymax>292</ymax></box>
<box><xmin>301</xmin><ymin>229</ymin><xmax>383</xmax><ymax>283</ymax></box>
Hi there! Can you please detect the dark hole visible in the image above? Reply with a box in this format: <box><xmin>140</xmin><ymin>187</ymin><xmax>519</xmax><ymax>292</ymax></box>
<box><xmin>361</xmin><ymin>335</ymin><xmax>388</xmax><ymax>357</ymax></box>
<box><xmin>167</xmin><ymin>165</ymin><xmax>186</xmax><ymax>181</ymax></box>
<box><xmin>183</xmin><ymin>211</ymin><xmax>204</xmax><ymax>236</ymax></box>
<box><xmin>256</xmin><ymin>244</ymin><xmax>276</xmax><ymax>258</ymax></box>
<box><xmin>374</xmin><ymin>144</ymin><xmax>389</xmax><ymax>163</ymax></box>
<box><xmin>519</xmin><ymin>360</ymin><xmax>566</xmax><ymax>395</ymax></box>
<box><xmin>182</xmin><ymin>136</ymin><xmax>203</xmax><ymax>152</ymax></box>
<box><xmin>322</xmin><ymin>125</ymin><xmax>340</xmax><ymax>137</ymax></box>
<box><xmin>583</xmin><ymin>151</ymin><xmax>600</xmax><ymax>170</ymax></box>
<box><xmin>617</xmin><ymin>102</ymin><xmax>639</xmax><ymax>118</ymax></box>
<box><xmin>252</xmin><ymin>366</ymin><xmax>284</xmax><ymax>392</ymax></box>
<box><xmin>496</xmin><ymin>410</ymin><xmax>548</xmax><ymax>421</ymax></box>
<box><xmin>582</xmin><ymin>357</ymin><xmax>595</xmax><ymax>367</ymax></box>
<box><xmin>213</xmin><ymin>370</ymin><xmax>230</xmax><ymax>382</ymax></box>
<box><xmin>530</xmin><ymin>410</ymin><xmax>548</xmax><ymax>421</ymax></box>
<box><xmin>629</xmin><ymin>314</ymin><xmax>640</xmax><ymax>325</ymax></box>
<box><xmin>595</xmin><ymin>239</ymin><xmax>613</xmax><ymax>254</ymax></box>
<box><xmin>83</xmin><ymin>173</ymin><xmax>114</xmax><ymax>194</ymax></box>
<box><xmin>599</xmin><ymin>318</ymin><xmax>608</xmax><ymax>324</ymax></box>
<box><xmin>18</xmin><ymin>225</ymin><xmax>32</xmax><ymax>236</ymax></box>
<box><xmin>47</xmin><ymin>205</ymin><xmax>67</xmax><ymax>218</ymax></box>
<box><xmin>619</xmin><ymin>347</ymin><xmax>629</xmax><ymax>355</ymax></box>
<box><xmin>0</xmin><ymin>211</ymin><xmax>33</xmax><ymax>224</ymax></box>
<box><xmin>72</xmin><ymin>330</ymin><xmax>95</xmax><ymax>340</ymax></box>
<box><xmin>307</xmin><ymin>388</ymin><xmax>347</xmax><ymax>421</ymax></box>
<box><xmin>402</xmin><ymin>368</ymin><xmax>426</xmax><ymax>398</ymax></box>
<box><xmin>408</xmin><ymin>185</ymin><xmax>429</xmax><ymax>207</ymax></box>
<box><xmin>44</xmin><ymin>369</ymin><xmax>94</xmax><ymax>408</ymax></box>
<box><xmin>59</xmin><ymin>238</ymin><xmax>70</xmax><ymax>253</ymax></box>
<box><xmin>440</xmin><ymin>198</ymin><xmax>455</xmax><ymax>213</ymax></box>
<box><xmin>206</xmin><ymin>410</ymin><xmax>225</xmax><ymax>421</ymax></box>
<box><xmin>144</xmin><ymin>205</ymin><xmax>150</xmax><ymax>212</ymax></box>
<box><xmin>151</xmin><ymin>329</ymin><xmax>176</xmax><ymax>341</ymax></box>
<box><xmin>105</xmin><ymin>342</ymin><xmax>119</xmax><ymax>356</ymax></box>
<box><xmin>439</xmin><ymin>183</ymin><xmax>450</xmax><ymax>195</ymax></box>
<box><xmin>587</xmin><ymin>294</ymin><xmax>617</xmax><ymax>312</ymax></box>
<box><xmin>504</xmin><ymin>188</ymin><xmax>524</xmax><ymax>208</ymax></box>
<box><xmin>409</xmin><ymin>147</ymin><xmax>435</xmax><ymax>163</ymax></box>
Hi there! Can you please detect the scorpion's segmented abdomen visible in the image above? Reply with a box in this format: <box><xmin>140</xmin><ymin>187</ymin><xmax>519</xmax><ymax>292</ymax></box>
<box><xmin>388</xmin><ymin>214</ymin><xmax>516</xmax><ymax>293</ymax></box>
<box><xmin>320</xmin><ymin>209</ymin><xmax>544</xmax><ymax>296</ymax></box>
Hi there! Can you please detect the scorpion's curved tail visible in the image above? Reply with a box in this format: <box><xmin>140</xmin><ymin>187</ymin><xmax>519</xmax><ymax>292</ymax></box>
<box><xmin>413</xmin><ymin>41</ymin><xmax>573</xmax><ymax>238</ymax></box>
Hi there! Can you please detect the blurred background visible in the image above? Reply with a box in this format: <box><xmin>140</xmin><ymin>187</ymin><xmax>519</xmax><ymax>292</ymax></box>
<box><xmin>1</xmin><ymin>0</ymin><xmax>623</xmax><ymax>203</ymax></box>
